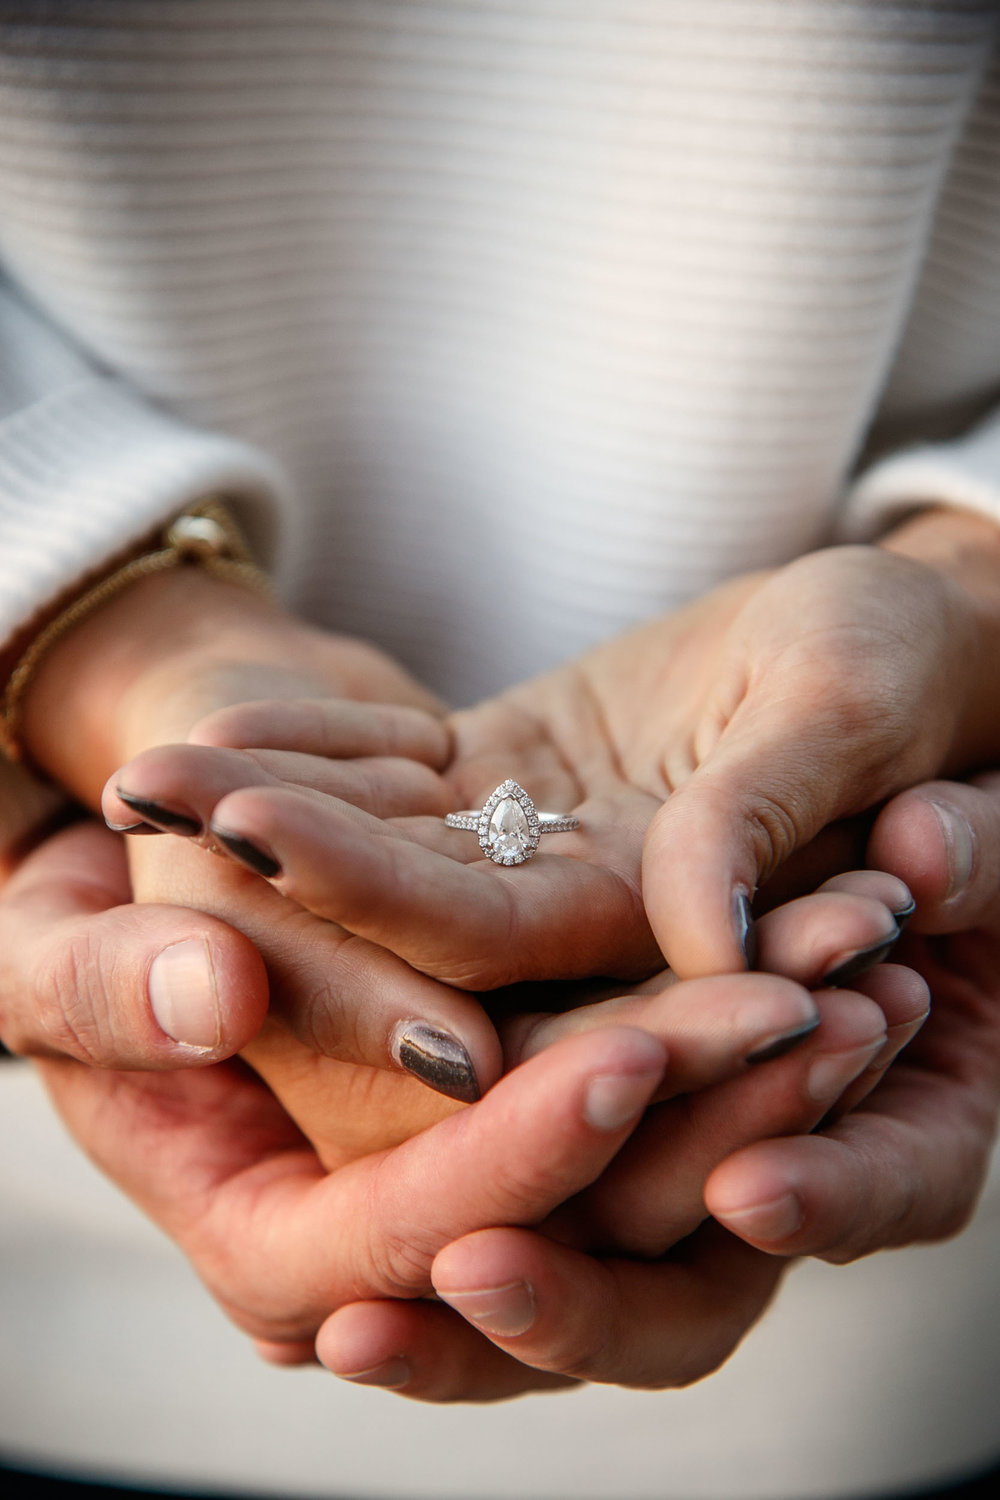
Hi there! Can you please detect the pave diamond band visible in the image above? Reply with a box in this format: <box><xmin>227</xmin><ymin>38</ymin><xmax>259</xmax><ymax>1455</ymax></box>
<box><xmin>445</xmin><ymin>779</ymin><xmax>580</xmax><ymax>865</ymax></box>
<box><xmin>444</xmin><ymin>812</ymin><xmax>580</xmax><ymax>835</ymax></box>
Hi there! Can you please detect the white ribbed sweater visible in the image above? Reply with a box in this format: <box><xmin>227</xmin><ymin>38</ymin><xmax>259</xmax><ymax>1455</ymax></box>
<box><xmin>2</xmin><ymin>1</ymin><xmax>1000</xmax><ymax>705</ymax></box>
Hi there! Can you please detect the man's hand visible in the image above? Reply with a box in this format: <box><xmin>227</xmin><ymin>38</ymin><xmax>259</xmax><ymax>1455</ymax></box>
<box><xmin>705</xmin><ymin>775</ymin><xmax>1000</xmax><ymax>1262</ymax></box>
<box><xmin>4</xmin><ymin>818</ymin><xmax>915</xmax><ymax>1403</ymax></box>
<box><xmin>312</xmin><ymin>775</ymin><xmax>1000</xmax><ymax>1401</ymax></box>
<box><xmin>644</xmin><ymin>509</ymin><xmax>1000</xmax><ymax>976</ymax></box>
<box><xmin>0</xmin><ymin>820</ymin><xmax>270</xmax><ymax>1069</ymax></box>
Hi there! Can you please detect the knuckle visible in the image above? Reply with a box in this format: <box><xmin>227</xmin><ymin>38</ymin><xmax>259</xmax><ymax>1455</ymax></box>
<box><xmin>9</xmin><ymin>927</ymin><xmax>111</xmax><ymax>1063</ymax></box>
<box><xmin>744</xmin><ymin>792</ymin><xmax>802</xmax><ymax>882</ymax></box>
<box><xmin>280</xmin><ymin>933</ymin><xmax>368</xmax><ymax>1060</ymax></box>
<box><xmin>367</xmin><ymin>1226</ymin><xmax>433</xmax><ymax>1296</ymax></box>
<box><xmin>363</xmin><ymin>1169</ymin><xmax>437</xmax><ymax>1297</ymax></box>
<box><xmin>817</xmin><ymin>1120</ymin><xmax>989</xmax><ymax>1264</ymax></box>
<box><xmin>292</xmin><ymin>978</ymin><xmax>351</xmax><ymax>1059</ymax></box>
<box><xmin>44</xmin><ymin>932</ymin><xmax>113</xmax><ymax>1064</ymax></box>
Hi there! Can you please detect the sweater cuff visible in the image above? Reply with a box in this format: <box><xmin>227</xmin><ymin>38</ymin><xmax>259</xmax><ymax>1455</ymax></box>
<box><xmin>0</xmin><ymin>376</ymin><xmax>289</xmax><ymax>653</ymax></box>
<box><xmin>838</xmin><ymin>407</ymin><xmax>1000</xmax><ymax>543</ymax></box>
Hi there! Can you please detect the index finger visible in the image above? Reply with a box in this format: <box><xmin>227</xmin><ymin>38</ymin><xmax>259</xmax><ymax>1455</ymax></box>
<box><xmin>867</xmin><ymin>775</ymin><xmax>1000</xmax><ymax>936</ymax></box>
<box><xmin>190</xmin><ymin>697</ymin><xmax>452</xmax><ymax>769</ymax></box>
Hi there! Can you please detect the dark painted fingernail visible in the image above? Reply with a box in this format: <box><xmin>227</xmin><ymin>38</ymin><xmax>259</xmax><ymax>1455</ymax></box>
<box><xmin>105</xmin><ymin>819</ymin><xmax>164</xmax><ymax>836</ymax></box>
<box><xmin>211</xmin><ymin>827</ymin><xmax>282</xmax><ymax>879</ymax></box>
<box><xmin>734</xmin><ymin>888</ymin><xmax>757</xmax><ymax>969</ymax></box>
<box><xmin>746</xmin><ymin>1014</ymin><xmax>821</xmax><ymax>1066</ymax></box>
<box><xmin>892</xmin><ymin>896</ymin><xmax>916</xmax><ymax>930</ymax></box>
<box><xmin>116</xmin><ymin>791</ymin><xmax>201</xmax><ymax>837</ymax></box>
<box><xmin>821</xmin><ymin>928</ymin><xmax>900</xmax><ymax>988</ymax></box>
<box><xmin>392</xmin><ymin>1022</ymin><xmax>480</xmax><ymax>1103</ymax></box>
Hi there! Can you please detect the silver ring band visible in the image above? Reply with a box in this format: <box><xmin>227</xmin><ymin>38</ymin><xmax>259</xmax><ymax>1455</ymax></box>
<box><xmin>444</xmin><ymin>779</ymin><xmax>580</xmax><ymax>865</ymax></box>
<box><xmin>445</xmin><ymin>811</ymin><xmax>580</xmax><ymax>834</ymax></box>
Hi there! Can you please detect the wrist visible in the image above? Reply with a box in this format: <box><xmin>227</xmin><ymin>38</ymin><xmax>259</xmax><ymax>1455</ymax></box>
<box><xmin>879</xmin><ymin>505</ymin><xmax>1000</xmax><ymax>609</ymax></box>
<box><xmin>19</xmin><ymin>565</ymin><xmax>301</xmax><ymax>803</ymax></box>
<box><xmin>18</xmin><ymin>563</ymin><xmax>443</xmax><ymax>807</ymax></box>
<box><xmin>879</xmin><ymin>505</ymin><xmax>1000</xmax><ymax>768</ymax></box>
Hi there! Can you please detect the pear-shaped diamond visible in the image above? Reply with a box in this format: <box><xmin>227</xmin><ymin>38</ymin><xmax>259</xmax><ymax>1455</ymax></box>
<box><xmin>488</xmin><ymin>796</ymin><xmax>531</xmax><ymax>861</ymax></box>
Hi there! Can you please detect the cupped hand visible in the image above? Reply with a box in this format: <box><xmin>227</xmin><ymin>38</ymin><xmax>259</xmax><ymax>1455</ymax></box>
<box><xmin>12</xmin><ymin>564</ymin><xmax>542</xmax><ymax>1111</ymax></box>
<box><xmin>313</xmin><ymin>937</ymin><xmax>926</xmax><ymax>1399</ymax></box>
<box><xmin>106</xmin><ymin>511</ymin><xmax>1000</xmax><ymax>1001</ymax></box>
<box><xmin>104</xmin><ymin>715</ymin><xmax>925</xmax><ymax>1160</ymax></box>
<box><xmin>422</xmin><ymin>768</ymin><xmax>1000</xmax><ymax>1404</ymax></box>
<box><xmin>17</xmin><ymin>820</ymin><xmax>922</xmax><ymax>1403</ymax></box>
<box><xmin>317</xmin><ymin>762</ymin><xmax>1000</xmax><ymax>1404</ymax></box>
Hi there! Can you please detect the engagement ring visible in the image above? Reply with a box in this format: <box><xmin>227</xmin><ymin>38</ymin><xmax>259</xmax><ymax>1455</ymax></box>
<box><xmin>445</xmin><ymin>779</ymin><xmax>580</xmax><ymax>865</ymax></box>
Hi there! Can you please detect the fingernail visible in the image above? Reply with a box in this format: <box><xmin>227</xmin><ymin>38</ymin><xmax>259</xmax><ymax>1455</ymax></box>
<box><xmin>392</xmin><ymin>1022</ymin><xmax>480</xmax><ymax>1102</ymax></box>
<box><xmin>807</xmin><ymin>1038</ymin><xmax>884</xmax><ymax>1103</ymax></box>
<box><xmin>892</xmin><ymin>894</ymin><xmax>916</xmax><ymax>929</ymax></box>
<box><xmin>148</xmin><ymin>937</ymin><xmax>221</xmax><ymax>1050</ymax></box>
<box><xmin>438</xmin><ymin>1281</ymin><xmax>536</xmax><ymax>1338</ymax></box>
<box><xmin>820</xmin><ymin>929</ymin><xmax>899</xmax><ymax>988</ymax></box>
<box><xmin>716</xmin><ymin>1191</ymin><xmax>803</xmax><ymax>1244</ymax></box>
<box><xmin>746</xmin><ymin>1014</ymin><xmax>821</xmax><ymax>1066</ymax></box>
<box><xmin>584</xmin><ymin>1066</ymin><xmax>661</xmax><ymax>1131</ymax></box>
<box><xmin>211</xmin><ymin>827</ymin><xmax>282</xmax><ymax>879</ymax></box>
<box><xmin>339</xmin><ymin>1356</ymin><xmax>411</xmax><ymax>1390</ymax></box>
<box><xmin>929</xmin><ymin>800</ymin><xmax>975</xmax><ymax>900</ymax></box>
<box><xmin>734</xmin><ymin>888</ymin><xmax>757</xmax><ymax>969</ymax></box>
<box><xmin>105</xmin><ymin>820</ymin><xmax>164</xmax><ymax>836</ymax></box>
<box><xmin>116</xmin><ymin>791</ymin><xmax>201</xmax><ymax>837</ymax></box>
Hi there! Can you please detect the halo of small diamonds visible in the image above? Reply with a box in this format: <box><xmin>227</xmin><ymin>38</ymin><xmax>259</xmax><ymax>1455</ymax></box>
<box><xmin>476</xmin><ymin>779</ymin><xmax>541</xmax><ymax>865</ymax></box>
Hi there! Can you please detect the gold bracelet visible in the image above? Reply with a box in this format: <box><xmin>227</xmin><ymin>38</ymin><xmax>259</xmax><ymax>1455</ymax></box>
<box><xmin>0</xmin><ymin>498</ymin><xmax>273</xmax><ymax>764</ymax></box>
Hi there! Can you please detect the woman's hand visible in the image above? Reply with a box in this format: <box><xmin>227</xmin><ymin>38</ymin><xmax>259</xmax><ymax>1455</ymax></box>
<box><xmin>104</xmin><ymin>713</ymin><xmax>923</xmax><ymax>1161</ymax></box>
<box><xmin>108</xmin><ymin>509</ymin><xmax>1000</xmax><ymax>1000</ymax></box>
<box><xmin>7</xmin><ymin>566</ymin><xmax>529</xmax><ymax>1109</ymax></box>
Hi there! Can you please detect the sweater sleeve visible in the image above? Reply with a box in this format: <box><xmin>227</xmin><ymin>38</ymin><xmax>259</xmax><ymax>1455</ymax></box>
<box><xmin>838</xmin><ymin>404</ymin><xmax>1000</xmax><ymax>542</ymax></box>
<box><xmin>0</xmin><ymin>277</ymin><xmax>290</xmax><ymax>655</ymax></box>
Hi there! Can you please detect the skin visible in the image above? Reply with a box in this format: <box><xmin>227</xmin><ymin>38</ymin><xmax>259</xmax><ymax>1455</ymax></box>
<box><xmin>10</xmin><ymin>819</ymin><xmax>922</xmax><ymax>1400</ymax></box>
<box><xmin>311</xmin><ymin>778</ymin><xmax>1000</xmax><ymax>1399</ymax></box>
<box><xmin>4</xmin><ymin>504</ymin><xmax>1000</xmax><ymax>1397</ymax></box>
<box><xmin>103</xmin><ymin>730</ymin><xmax>919</xmax><ymax>1163</ymax></box>
<box><xmin>8</xmin><ymin>793</ymin><xmax>991</xmax><ymax>1400</ymax></box>
<box><xmin>96</xmin><ymin>504</ymin><xmax>1000</xmax><ymax>1164</ymax></box>
<box><xmin>102</xmin><ymin>510</ymin><xmax>1000</xmax><ymax>1008</ymax></box>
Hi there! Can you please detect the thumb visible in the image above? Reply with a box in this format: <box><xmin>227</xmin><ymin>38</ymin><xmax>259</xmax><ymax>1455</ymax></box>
<box><xmin>642</xmin><ymin>696</ymin><xmax>903</xmax><ymax>978</ymax></box>
<box><xmin>0</xmin><ymin>820</ymin><xmax>269</xmax><ymax>1065</ymax></box>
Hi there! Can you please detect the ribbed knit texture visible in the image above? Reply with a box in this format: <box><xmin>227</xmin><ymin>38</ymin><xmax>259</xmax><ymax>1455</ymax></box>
<box><xmin>0</xmin><ymin>1</ymin><xmax>998</xmax><ymax>707</ymax></box>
